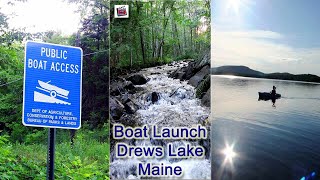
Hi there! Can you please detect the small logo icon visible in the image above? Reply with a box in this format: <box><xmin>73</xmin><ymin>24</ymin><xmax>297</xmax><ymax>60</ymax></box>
<box><xmin>34</xmin><ymin>80</ymin><xmax>71</xmax><ymax>105</ymax></box>
<box><xmin>115</xmin><ymin>5</ymin><xmax>129</xmax><ymax>18</ymax></box>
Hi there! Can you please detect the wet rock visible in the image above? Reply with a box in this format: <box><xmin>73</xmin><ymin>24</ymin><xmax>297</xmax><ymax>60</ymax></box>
<box><xmin>145</xmin><ymin>92</ymin><xmax>160</xmax><ymax>103</ymax></box>
<box><xmin>169</xmin><ymin>61</ymin><xmax>197</xmax><ymax>81</ymax></box>
<box><xmin>199</xmin><ymin>138</ymin><xmax>211</xmax><ymax>159</ymax></box>
<box><xmin>151</xmin><ymin>72</ymin><xmax>161</xmax><ymax>75</ymax></box>
<box><xmin>201</xmin><ymin>88</ymin><xmax>210</xmax><ymax>107</ymax></box>
<box><xmin>127</xmin><ymin>74</ymin><xmax>148</xmax><ymax>85</ymax></box>
<box><xmin>169</xmin><ymin>49</ymin><xmax>210</xmax><ymax>82</ymax></box>
<box><xmin>188</xmin><ymin>65</ymin><xmax>210</xmax><ymax>87</ymax></box>
<box><xmin>132</xmin><ymin>86</ymin><xmax>145</xmax><ymax>93</ymax></box>
<box><xmin>110</xmin><ymin>97</ymin><xmax>125</xmax><ymax>120</ymax></box>
<box><xmin>176</xmin><ymin>71</ymin><xmax>187</xmax><ymax>80</ymax></box>
<box><xmin>181</xmin><ymin>61</ymin><xmax>197</xmax><ymax>80</ymax></box>
<box><xmin>169</xmin><ymin>66</ymin><xmax>187</xmax><ymax>80</ymax></box>
<box><xmin>168</xmin><ymin>68</ymin><xmax>178</xmax><ymax>78</ymax></box>
<box><xmin>151</xmin><ymin>92</ymin><xmax>160</xmax><ymax>103</ymax></box>
<box><xmin>120</xmin><ymin>94</ymin><xmax>129</xmax><ymax>104</ymax></box>
<box><xmin>117</xmin><ymin>114</ymin><xmax>140</xmax><ymax>127</ymax></box>
<box><xmin>124</xmin><ymin>81</ymin><xmax>135</xmax><ymax>90</ymax></box>
<box><xmin>196</xmin><ymin>75</ymin><xmax>210</xmax><ymax>98</ymax></box>
<box><xmin>110</xmin><ymin>84</ymin><xmax>122</xmax><ymax>96</ymax></box>
<box><xmin>150</xmin><ymin>138</ymin><xmax>165</xmax><ymax>146</ymax></box>
<box><xmin>194</xmin><ymin>50</ymin><xmax>210</xmax><ymax>70</ymax></box>
<box><xmin>124</xmin><ymin>101</ymin><xmax>139</xmax><ymax>114</ymax></box>
<box><xmin>110</xmin><ymin>81</ymin><xmax>135</xmax><ymax>96</ymax></box>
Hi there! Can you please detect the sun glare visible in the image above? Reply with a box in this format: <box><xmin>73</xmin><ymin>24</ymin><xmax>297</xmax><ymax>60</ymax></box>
<box><xmin>227</xmin><ymin>0</ymin><xmax>242</xmax><ymax>15</ymax></box>
<box><xmin>197</xmin><ymin>16</ymin><xmax>208</xmax><ymax>34</ymax></box>
<box><xmin>222</xmin><ymin>144</ymin><xmax>237</xmax><ymax>163</ymax></box>
<box><xmin>226</xmin><ymin>0</ymin><xmax>251</xmax><ymax>15</ymax></box>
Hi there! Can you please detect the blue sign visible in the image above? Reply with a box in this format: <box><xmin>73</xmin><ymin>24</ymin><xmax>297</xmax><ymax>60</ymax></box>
<box><xmin>23</xmin><ymin>41</ymin><xmax>83</xmax><ymax>129</ymax></box>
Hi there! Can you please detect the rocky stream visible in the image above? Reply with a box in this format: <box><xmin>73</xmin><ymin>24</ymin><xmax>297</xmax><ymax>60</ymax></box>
<box><xmin>109</xmin><ymin>51</ymin><xmax>211</xmax><ymax>179</ymax></box>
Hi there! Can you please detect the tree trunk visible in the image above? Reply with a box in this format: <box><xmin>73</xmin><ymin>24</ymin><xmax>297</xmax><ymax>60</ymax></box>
<box><xmin>157</xmin><ymin>1</ymin><xmax>175</xmax><ymax>61</ymax></box>
<box><xmin>137</xmin><ymin>1</ymin><xmax>146</xmax><ymax>64</ymax></box>
<box><xmin>183</xmin><ymin>8</ymin><xmax>186</xmax><ymax>53</ymax></box>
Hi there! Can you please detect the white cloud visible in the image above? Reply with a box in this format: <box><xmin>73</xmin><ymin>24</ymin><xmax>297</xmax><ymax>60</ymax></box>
<box><xmin>217</xmin><ymin>30</ymin><xmax>283</xmax><ymax>39</ymax></box>
<box><xmin>212</xmin><ymin>29</ymin><xmax>320</xmax><ymax>76</ymax></box>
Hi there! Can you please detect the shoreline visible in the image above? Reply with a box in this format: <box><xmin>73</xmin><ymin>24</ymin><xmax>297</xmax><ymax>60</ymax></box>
<box><xmin>212</xmin><ymin>74</ymin><xmax>320</xmax><ymax>85</ymax></box>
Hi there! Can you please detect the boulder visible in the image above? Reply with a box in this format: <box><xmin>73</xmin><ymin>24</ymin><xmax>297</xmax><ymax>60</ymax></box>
<box><xmin>124</xmin><ymin>101</ymin><xmax>139</xmax><ymax>114</ymax></box>
<box><xmin>110</xmin><ymin>97</ymin><xmax>125</xmax><ymax>120</ymax></box>
<box><xmin>119</xmin><ymin>94</ymin><xmax>131</xmax><ymax>104</ymax></box>
<box><xmin>169</xmin><ymin>68</ymin><xmax>180</xmax><ymax>79</ymax></box>
<box><xmin>188</xmin><ymin>65</ymin><xmax>210</xmax><ymax>87</ymax></box>
<box><xmin>132</xmin><ymin>86</ymin><xmax>145</xmax><ymax>93</ymax></box>
<box><xmin>110</xmin><ymin>80</ymin><xmax>135</xmax><ymax>96</ymax></box>
<box><xmin>169</xmin><ymin>67</ymin><xmax>188</xmax><ymax>80</ymax></box>
<box><xmin>151</xmin><ymin>72</ymin><xmax>161</xmax><ymax>75</ymax></box>
<box><xmin>127</xmin><ymin>74</ymin><xmax>148</xmax><ymax>85</ymax></box>
<box><xmin>201</xmin><ymin>88</ymin><xmax>210</xmax><ymax>107</ymax></box>
<box><xmin>169</xmin><ymin>49</ymin><xmax>210</xmax><ymax>82</ymax></box>
<box><xmin>194</xmin><ymin>50</ymin><xmax>210</xmax><ymax>70</ymax></box>
<box><xmin>150</xmin><ymin>138</ymin><xmax>165</xmax><ymax>147</ymax></box>
<box><xmin>145</xmin><ymin>92</ymin><xmax>160</xmax><ymax>103</ymax></box>
<box><xmin>182</xmin><ymin>61</ymin><xmax>197</xmax><ymax>80</ymax></box>
<box><xmin>195</xmin><ymin>75</ymin><xmax>210</xmax><ymax>98</ymax></box>
<box><xmin>199</xmin><ymin>138</ymin><xmax>211</xmax><ymax>159</ymax></box>
<box><xmin>110</xmin><ymin>83</ymin><xmax>122</xmax><ymax>96</ymax></box>
<box><xmin>123</xmin><ymin>81</ymin><xmax>135</xmax><ymax>90</ymax></box>
<box><xmin>117</xmin><ymin>114</ymin><xmax>140</xmax><ymax>127</ymax></box>
<box><xmin>151</xmin><ymin>92</ymin><xmax>160</xmax><ymax>104</ymax></box>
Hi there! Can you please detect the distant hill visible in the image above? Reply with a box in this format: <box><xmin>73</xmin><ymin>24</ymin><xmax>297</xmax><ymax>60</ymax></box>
<box><xmin>211</xmin><ymin>66</ymin><xmax>265</xmax><ymax>77</ymax></box>
<box><xmin>211</xmin><ymin>66</ymin><xmax>320</xmax><ymax>83</ymax></box>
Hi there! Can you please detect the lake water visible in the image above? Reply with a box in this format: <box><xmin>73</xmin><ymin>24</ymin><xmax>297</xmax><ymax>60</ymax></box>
<box><xmin>211</xmin><ymin>75</ymin><xmax>320</xmax><ymax>180</ymax></box>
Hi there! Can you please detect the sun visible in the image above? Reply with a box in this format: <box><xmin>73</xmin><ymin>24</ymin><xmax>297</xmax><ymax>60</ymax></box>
<box><xmin>226</xmin><ymin>0</ymin><xmax>250</xmax><ymax>15</ymax></box>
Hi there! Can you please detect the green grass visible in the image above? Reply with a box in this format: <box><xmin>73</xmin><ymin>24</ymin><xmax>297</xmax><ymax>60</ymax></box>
<box><xmin>0</xmin><ymin>129</ymin><xmax>110</xmax><ymax>180</ymax></box>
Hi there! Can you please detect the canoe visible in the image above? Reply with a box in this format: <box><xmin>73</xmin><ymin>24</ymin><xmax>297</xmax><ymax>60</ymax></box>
<box><xmin>38</xmin><ymin>80</ymin><xmax>69</xmax><ymax>97</ymax></box>
<box><xmin>258</xmin><ymin>92</ymin><xmax>281</xmax><ymax>100</ymax></box>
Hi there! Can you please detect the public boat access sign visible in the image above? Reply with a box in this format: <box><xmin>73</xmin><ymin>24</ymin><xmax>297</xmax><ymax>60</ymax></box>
<box><xmin>23</xmin><ymin>41</ymin><xmax>83</xmax><ymax>129</ymax></box>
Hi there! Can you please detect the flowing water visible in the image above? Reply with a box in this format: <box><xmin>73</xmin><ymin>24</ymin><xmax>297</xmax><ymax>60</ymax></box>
<box><xmin>110</xmin><ymin>62</ymin><xmax>211</xmax><ymax>179</ymax></box>
<box><xmin>211</xmin><ymin>75</ymin><xmax>320</xmax><ymax>180</ymax></box>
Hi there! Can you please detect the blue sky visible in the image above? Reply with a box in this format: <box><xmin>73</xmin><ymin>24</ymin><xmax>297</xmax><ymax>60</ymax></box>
<box><xmin>212</xmin><ymin>0</ymin><xmax>320</xmax><ymax>76</ymax></box>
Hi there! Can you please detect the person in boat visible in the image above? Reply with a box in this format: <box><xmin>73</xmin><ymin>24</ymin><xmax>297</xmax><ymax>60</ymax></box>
<box><xmin>271</xmin><ymin>86</ymin><xmax>276</xmax><ymax>107</ymax></box>
<box><xmin>270</xmin><ymin>86</ymin><xmax>276</xmax><ymax>97</ymax></box>
<box><xmin>272</xmin><ymin>97</ymin><xmax>276</xmax><ymax>107</ymax></box>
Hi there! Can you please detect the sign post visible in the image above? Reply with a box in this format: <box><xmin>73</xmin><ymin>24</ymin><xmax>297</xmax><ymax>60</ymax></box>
<box><xmin>23</xmin><ymin>41</ymin><xmax>83</xmax><ymax>179</ymax></box>
<box><xmin>47</xmin><ymin>128</ymin><xmax>56</xmax><ymax>180</ymax></box>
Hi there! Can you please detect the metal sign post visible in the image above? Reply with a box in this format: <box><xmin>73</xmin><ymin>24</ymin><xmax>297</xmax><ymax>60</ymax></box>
<box><xmin>47</xmin><ymin>128</ymin><xmax>56</xmax><ymax>180</ymax></box>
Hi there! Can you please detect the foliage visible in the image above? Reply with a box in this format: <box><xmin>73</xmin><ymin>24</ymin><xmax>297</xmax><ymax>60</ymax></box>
<box><xmin>0</xmin><ymin>2</ymin><xmax>110</xmax><ymax>179</ymax></box>
<box><xmin>0</xmin><ymin>44</ymin><xmax>25</xmax><ymax>141</ymax></box>
<box><xmin>110</xmin><ymin>0</ymin><xmax>210</xmax><ymax>70</ymax></box>
<box><xmin>78</xmin><ymin>0</ymin><xmax>109</xmax><ymax>128</ymax></box>
<box><xmin>0</xmin><ymin>130</ymin><xmax>109</xmax><ymax>180</ymax></box>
